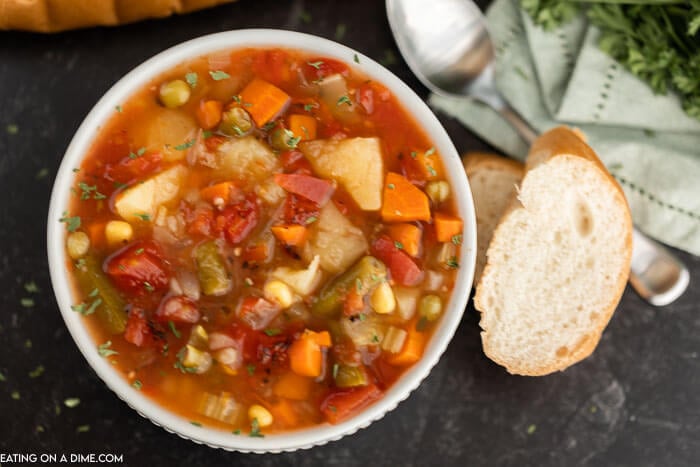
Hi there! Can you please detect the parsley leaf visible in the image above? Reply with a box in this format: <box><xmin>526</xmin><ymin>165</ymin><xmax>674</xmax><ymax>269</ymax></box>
<box><xmin>59</xmin><ymin>212</ymin><xmax>81</xmax><ymax>232</ymax></box>
<box><xmin>307</xmin><ymin>61</ymin><xmax>324</xmax><ymax>69</ymax></box>
<box><xmin>209</xmin><ymin>70</ymin><xmax>230</xmax><ymax>81</ymax></box>
<box><xmin>185</xmin><ymin>72</ymin><xmax>198</xmax><ymax>88</ymax></box>
<box><xmin>64</xmin><ymin>398</ymin><xmax>80</xmax><ymax>408</ymax></box>
<box><xmin>174</xmin><ymin>139</ymin><xmax>195</xmax><ymax>151</ymax></box>
<box><xmin>337</xmin><ymin>95</ymin><xmax>352</xmax><ymax>106</ymax></box>
<box><xmin>264</xmin><ymin>328</ymin><xmax>281</xmax><ymax>336</ymax></box>
<box><xmin>98</xmin><ymin>341</ymin><xmax>118</xmax><ymax>357</ymax></box>
<box><xmin>249</xmin><ymin>418</ymin><xmax>264</xmax><ymax>437</ymax></box>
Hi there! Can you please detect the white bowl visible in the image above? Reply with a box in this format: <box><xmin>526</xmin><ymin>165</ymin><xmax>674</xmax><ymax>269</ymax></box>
<box><xmin>47</xmin><ymin>29</ymin><xmax>477</xmax><ymax>453</ymax></box>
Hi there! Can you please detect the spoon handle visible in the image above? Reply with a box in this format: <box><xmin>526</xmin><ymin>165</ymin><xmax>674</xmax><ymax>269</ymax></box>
<box><xmin>497</xmin><ymin>102</ymin><xmax>689</xmax><ymax>306</ymax></box>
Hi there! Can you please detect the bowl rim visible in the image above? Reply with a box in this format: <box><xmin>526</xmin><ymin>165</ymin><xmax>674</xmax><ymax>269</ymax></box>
<box><xmin>47</xmin><ymin>28</ymin><xmax>477</xmax><ymax>453</ymax></box>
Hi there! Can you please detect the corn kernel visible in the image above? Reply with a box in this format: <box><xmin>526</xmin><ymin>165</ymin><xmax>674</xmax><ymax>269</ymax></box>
<box><xmin>159</xmin><ymin>79</ymin><xmax>190</xmax><ymax>108</ymax></box>
<box><xmin>105</xmin><ymin>220</ymin><xmax>133</xmax><ymax>247</ymax></box>
<box><xmin>370</xmin><ymin>282</ymin><xmax>396</xmax><ymax>314</ymax></box>
<box><xmin>425</xmin><ymin>180</ymin><xmax>450</xmax><ymax>204</ymax></box>
<box><xmin>66</xmin><ymin>231</ymin><xmax>90</xmax><ymax>259</ymax></box>
<box><xmin>248</xmin><ymin>404</ymin><xmax>273</xmax><ymax>427</ymax></box>
<box><xmin>263</xmin><ymin>280</ymin><xmax>294</xmax><ymax>308</ymax></box>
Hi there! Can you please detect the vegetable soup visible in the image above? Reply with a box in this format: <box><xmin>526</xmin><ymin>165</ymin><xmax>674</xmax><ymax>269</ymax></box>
<box><xmin>60</xmin><ymin>48</ymin><xmax>464</xmax><ymax>435</ymax></box>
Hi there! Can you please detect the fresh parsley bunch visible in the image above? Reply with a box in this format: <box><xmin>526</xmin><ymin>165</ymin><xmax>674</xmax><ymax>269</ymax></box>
<box><xmin>521</xmin><ymin>0</ymin><xmax>700</xmax><ymax>120</ymax></box>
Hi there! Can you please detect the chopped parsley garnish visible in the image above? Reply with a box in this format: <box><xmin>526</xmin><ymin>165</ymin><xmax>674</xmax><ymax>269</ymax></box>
<box><xmin>410</xmin><ymin>151</ymin><xmax>418</xmax><ymax>159</ymax></box>
<box><xmin>143</xmin><ymin>282</ymin><xmax>155</xmax><ymax>293</ymax></box>
<box><xmin>451</xmin><ymin>234</ymin><xmax>462</xmax><ymax>245</ymax></box>
<box><xmin>231</xmin><ymin>95</ymin><xmax>242</xmax><ymax>104</ymax></box>
<box><xmin>174</xmin><ymin>139</ymin><xmax>195</xmax><ymax>151</ymax></box>
<box><xmin>354</xmin><ymin>53</ymin><xmax>360</xmax><ymax>64</ymax></box>
<box><xmin>71</xmin><ymin>297</ymin><xmax>102</xmax><ymax>316</ymax></box>
<box><xmin>416</xmin><ymin>316</ymin><xmax>428</xmax><ymax>332</ymax></box>
<box><xmin>24</xmin><ymin>339</ymin><xmax>32</xmax><ymax>349</ymax></box>
<box><xmin>358</xmin><ymin>313</ymin><xmax>367</xmax><ymax>321</ymax></box>
<box><xmin>78</xmin><ymin>182</ymin><xmax>106</xmax><ymax>200</ymax></box>
<box><xmin>371</xmin><ymin>334</ymin><xmax>380</xmax><ymax>343</ymax></box>
<box><xmin>76</xmin><ymin>425</ymin><xmax>90</xmax><ymax>433</ymax></box>
<box><xmin>88</xmin><ymin>288</ymin><xmax>99</xmax><ymax>297</ymax></box>
<box><xmin>59</xmin><ymin>212</ymin><xmax>81</xmax><ymax>232</ymax></box>
<box><xmin>232</xmin><ymin>429</ymin><xmax>241</xmax><ymax>435</ymax></box>
<box><xmin>231</xmin><ymin>125</ymin><xmax>246</xmax><ymax>137</ymax></box>
<box><xmin>72</xmin><ymin>168</ymin><xmax>81</xmax><ymax>173</ymax></box>
<box><xmin>446</xmin><ymin>256</ymin><xmax>460</xmax><ymax>269</ymax></box>
<box><xmin>202</xmin><ymin>130</ymin><xmax>213</xmax><ymax>139</ymax></box>
<box><xmin>64</xmin><ymin>398</ymin><xmax>80</xmax><ymax>408</ymax></box>
<box><xmin>174</xmin><ymin>348</ymin><xmax>197</xmax><ymax>374</ymax></box>
<box><xmin>209</xmin><ymin>70</ymin><xmax>231</xmax><ymax>81</ymax></box>
<box><xmin>526</xmin><ymin>424</ymin><xmax>537</xmax><ymax>435</ymax></box>
<box><xmin>185</xmin><ymin>72</ymin><xmax>198</xmax><ymax>88</ymax></box>
<box><xmin>135</xmin><ymin>213</ymin><xmax>151</xmax><ymax>221</ymax></box>
<box><xmin>305</xmin><ymin>216</ymin><xmax>318</xmax><ymax>225</ymax></box>
<box><xmin>168</xmin><ymin>321</ymin><xmax>181</xmax><ymax>338</ymax></box>
<box><xmin>0</xmin><ymin>372</ymin><xmax>6</xmax><ymax>382</ymax></box>
<box><xmin>249</xmin><ymin>418</ymin><xmax>264</xmax><ymax>437</ymax></box>
<box><xmin>287</xmin><ymin>134</ymin><xmax>301</xmax><ymax>148</ymax></box>
<box><xmin>332</xmin><ymin>363</ymin><xmax>339</xmax><ymax>379</ymax></box>
<box><xmin>427</xmin><ymin>165</ymin><xmax>437</xmax><ymax>177</ymax></box>
<box><xmin>303</xmin><ymin>103</ymin><xmax>316</xmax><ymax>112</ymax></box>
<box><xmin>20</xmin><ymin>297</ymin><xmax>35</xmax><ymax>308</ymax></box>
<box><xmin>190</xmin><ymin>421</ymin><xmax>203</xmax><ymax>427</ymax></box>
<box><xmin>134</xmin><ymin>248</ymin><xmax>144</xmax><ymax>255</ymax></box>
<box><xmin>98</xmin><ymin>341</ymin><xmax>119</xmax><ymax>358</ymax></box>
<box><xmin>335</xmin><ymin>23</ymin><xmax>347</xmax><ymax>40</ymax></box>
<box><xmin>394</xmin><ymin>241</ymin><xmax>404</xmax><ymax>250</ymax></box>
<box><xmin>355</xmin><ymin>277</ymin><xmax>363</xmax><ymax>292</ymax></box>
<box><xmin>307</xmin><ymin>61</ymin><xmax>324</xmax><ymax>69</ymax></box>
<box><xmin>113</xmin><ymin>181</ymin><xmax>127</xmax><ymax>189</ymax></box>
<box><xmin>381</xmin><ymin>49</ymin><xmax>397</xmax><ymax>66</ymax></box>
<box><xmin>246</xmin><ymin>364</ymin><xmax>256</xmax><ymax>375</ymax></box>
<box><xmin>131</xmin><ymin>380</ymin><xmax>142</xmax><ymax>390</ymax></box>
<box><xmin>115</xmin><ymin>105</ymin><xmax>123</xmax><ymax>113</ymax></box>
<box><xmin>337</xmin><ymin>95</ymin><xmax>352</xmax><ymax>106</ymax></box>
<box><xmin>262</xmin><ymin>121</ymin><xmax>277</xmax><ymax>132</ymax></box>
<box><xmin>25</xmin><ymin>282</ymin><xmax>40</xmax><ymax>293</ymax></box>
<box><xmin>128</xmin><ymin>147</ymin><xmax>147</xmax><ymax>159</ymax></box>
<box><xmin>36</xmin><ymin>168</ymin><xmax>49</xmax><ymax>179</ymax></box>
<box><xmin>6</xmin><ymin>124</ymin><xmax>18</xmax><ymax>135</ymax></box>
<box><xmin>11</xmin><ymin>391</ymin><xmax>20</xmax><ymax>400</ymax></box>
<box><xmin>387</xmin><ymin>183</ymin><xmax>395</xmax><ymax>190</ymax></box>
<box><xmin>424</xmin><ymin>147</ymin><xmax>436</xmax><ymax>157</ymax></box>
<box><xmin>299</xmin><ymin>10</ymin><xmax>312</xmax><ymax>23</ymax></box>
<box><xmin>28</xmin><ymin>365</ymin><xmax>44</xmax><ymax>378</ymax></box>
<box><xmin>264</xmin><ymin>328</ymin><xmax>281</xmax><ymax>336</ymax></box>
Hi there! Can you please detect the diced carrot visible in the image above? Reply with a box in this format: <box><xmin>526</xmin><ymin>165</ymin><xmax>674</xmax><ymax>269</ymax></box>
<box><xmin>273</xmin><ymin>372</ymin><xmax>313</xmax><ymax>401</ymax></box>
<box><xmin>288</xmin><ymin>114</ymin><xmax>317</xmax><ymax>141</ymax></box>
<box><xmin>381</xmin><ymin>172</ymin><xmax>431</xmax><ymax>222</ymax></box>
<box><xmin>269</xmin><ymin>399</ymin><xmax>299</xmax><ymax>427</ymax></box>
<box><xmin>271</xmin><ymin>224</ymin><xmax>308</xmax><ymax>246</ymax></box>
<box><xmin>242</xmin><ymin>242</ymin><xmax>270</xmax><ymax>263</ymax></box>
<box><xmin>195</xmin><ymin>100</ymin><xmax>223</xmax><ymax>130</ymax></box>
<box><xmin>433</xmin><ymin>212</ymin><xmax>463</xmax><ymax>242</ymax></box>
<box><xmin>88</xmin><ymin>222</ymin><xmax>105</xmax><ymax>250</ymax></box>
<box><xmin>405</xmin><ymin>149</ymin><xmax>442</xmax><ymax>181</ymax></box>
<box><xmin>289</xmin><ymin>329</ymin><xmax>331</xmax><ymax>377</ymax></box>
<box><xmin>387</xmin><ymin>223</ymin><xmax>422</xmax><ymax>257</ymax></box>
<box><xmin>200</xmin><ymin>181</ymin><xmax>239</xmax><ymax>205</ymax></box>
<box><xmin>239</xmin><ymin>78</ymin><xmax>291</xmax><ymax>127</ymax></box>
<box><xmin>343</xmin><ymin>289</ymin><xmax>365</xmax><ymax>317</ymax></box>
<box><xmin>386</xmin><ymin>325</ymin><xmax>426</xmax><ymax>366</ymax></box>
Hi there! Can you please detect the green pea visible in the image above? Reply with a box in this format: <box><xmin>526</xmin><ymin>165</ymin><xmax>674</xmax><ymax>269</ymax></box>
<box><xmin>159</xmin><ymin>79</ymin><xmax>191</xmax><ymax>108</ymax></box>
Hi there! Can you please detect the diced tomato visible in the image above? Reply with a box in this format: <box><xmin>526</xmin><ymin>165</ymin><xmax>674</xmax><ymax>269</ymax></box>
<box><xmin>321</xmin><ymin>383</ymin><xmax>382</xmax><ymax>424</ymax></box>
<box><xmin>204</xmin><ymin>134</ymin><xmax>227</xmax><ymax>152</ymax></box>
<box><xmin>124</xmin><ymin>307</ymin><xmax>155</xmax><ymax>347</ymax></box>
<box><xmin>242</xmin><ymin>242</ymin><xmax>271</xmax><ymax>264</ymax></box>
<box><xmin>274</xmin><ymin>173</ymin><xmax>334</xmax><ymax>206</ymax></box>
<box><xmin>371</xmin><ymin>235</ymin><xmax>424</xmax><ymax>286</ymax></box>
<box><xmin>279</xmin><ymin>150</ymin><xmax>313</xmax><ymax>175</ymax></box>
<box><xmin>155</xmin><ymin>296</ymin><xmax>200</xmax><ymax>324</ymax></box>
<box><xmin>213</xmin><ymin>194</ymin><xmax>259</xmax><ymax>245</ymax></box>
<box><xmin>303</xmin><ymin>57</ymin><xmax>350</xmax><ymax>81</ymax></box>
<box><xmin>283</xmin><ymin>193</ymin><xmax>320</xmax><ymax>225</ymax></box>
<box><xmin>187</xmin><ymin>207</ymin><xmax>214</xmax><ymax>237</ymax></box>
<box><xmin>251</xmin><ymin>50</ymin><xmax>293</xmax><ymax>86</ymax></box>
<box><xmin>357</xmin><ymin>83</ymin><xmax>375</xmax><ymax>115</ymax></box>
<box><xmin>104</xmin><ymin>150</ymin><xmax>163</xmax><ymax>185</ymax></box>
<box><xmin>237</xmin><ymin>296</ymin><xmax>281</xmax><ymax>331</ymax></box>
<box><xmin>105</xmin><ymin>241</ymin><xmax>170</xmax><ymax>295</ymax></box>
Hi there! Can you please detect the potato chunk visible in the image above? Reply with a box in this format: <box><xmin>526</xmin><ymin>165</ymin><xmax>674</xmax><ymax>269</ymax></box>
<box><xmin>216</xmin><ymin>136</ymin><xmax>279</xmax><ymax>182</ymax></box>
<box><xmin>302</xmin><ymin>202</ymin><xmax>368</xmax><ymax>273</ymax></box>
<box><xmin>114</xmin><ymin>165</ymin><xmax>186</xmax><ymax>221</ymax></box>
<box><xmin>145</xmin><ymin>108</ymin><xmax>198</xmax><ymax>162</ymax></box>
<box><xmin>300</xmin><ymin>137</ymin><xmax>383</xmax><ymax>211</ymax></box>
<box><xmin>271</xmin><ymin>255</ymin><xmax>323</xmax><ymax>296</ymax></box>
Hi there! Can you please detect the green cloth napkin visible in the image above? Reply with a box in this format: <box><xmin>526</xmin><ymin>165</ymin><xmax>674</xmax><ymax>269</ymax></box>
<box><xmin>429</xmin><ymin>0</ymin><xmax>700</xmax><ymax>256</ymax></box>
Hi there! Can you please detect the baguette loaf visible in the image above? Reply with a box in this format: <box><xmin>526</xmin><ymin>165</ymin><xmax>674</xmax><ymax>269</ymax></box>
<box><xmin>474</xmin><ymin>127</ymin><xmax>633</xmax><ymax>376</ymax></box>
<box><xmin>463</xmin><ymin>152</ymin><xmax>524</xmax><ymax>283</ymax></box>
<box><xmin>0</xmin><ymin>0</ymin><xmax>235</xmax><ymax>33</ymax></box>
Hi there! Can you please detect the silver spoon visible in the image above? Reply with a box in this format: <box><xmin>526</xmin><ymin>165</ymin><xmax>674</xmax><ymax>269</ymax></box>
<box><xmin>386</xmin><ymin>0</ymin><xmax>689</xmax><ymax>306</ymax></box>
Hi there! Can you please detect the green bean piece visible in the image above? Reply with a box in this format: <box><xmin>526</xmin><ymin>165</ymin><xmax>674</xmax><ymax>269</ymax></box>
<box><xmin>334</xmin><ymin>365</ymin><xmax>368</xmax><ymax>388</ymax></box>
<box><xmin>74</xmin><ymin>255</ymin><xmax>127</xmax><ymax>334</ymax></box>
<box><xmin>312</xmin><ymin>256</ymin><xmax>387</xmax><ymax>318</ymax></box>
<box><xmin>194</xmin><ymin>240</ymin><xmax>232</xmax><ymax>296</ymax></box>
<box><xmin>219</xmin><ymin>107</ymin><xmax>253</xmax><ymax>136</ymax></box>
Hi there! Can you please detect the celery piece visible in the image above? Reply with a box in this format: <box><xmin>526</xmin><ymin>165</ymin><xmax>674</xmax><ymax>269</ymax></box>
<box><xmin>334</xmin><ymin>365</ymin><xmax>368</xmax><ymax>388</ymax></box>
<box><xmin>194</xmin><ymin>241</ymin><xmax>232</xmax><ymax>296</ymax></box>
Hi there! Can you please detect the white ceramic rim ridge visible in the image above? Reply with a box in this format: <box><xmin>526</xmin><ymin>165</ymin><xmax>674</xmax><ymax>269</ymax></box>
<box><xmin>47</xmin><ymin>29</ymin><xmax>477</xmax><ymax>453</ymax></box>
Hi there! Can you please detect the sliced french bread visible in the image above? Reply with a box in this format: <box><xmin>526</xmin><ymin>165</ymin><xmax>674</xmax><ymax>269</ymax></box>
<box><xmin>463</xmin><ymin>152</ymin><xmax>524</xmax><ymax>283</ymax></box>
<box><xmin>474</xmin><ymin>127</ymin><xmax>633</xmax><ymax>376</ymax></box>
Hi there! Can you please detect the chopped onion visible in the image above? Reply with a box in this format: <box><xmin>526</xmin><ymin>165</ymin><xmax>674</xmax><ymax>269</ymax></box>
<box><xmin>209</xmin><ymin>332</ymin><xmax>237</xmax><ymax>351</ymax></box>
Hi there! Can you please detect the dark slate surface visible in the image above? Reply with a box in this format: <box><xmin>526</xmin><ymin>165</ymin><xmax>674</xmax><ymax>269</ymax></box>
<box><xmin>1</xmin><ymin>1</ymin><xmax>699</xmax><ymax>465</ymax></box>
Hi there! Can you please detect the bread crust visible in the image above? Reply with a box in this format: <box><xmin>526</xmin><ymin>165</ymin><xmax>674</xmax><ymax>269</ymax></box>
<box><xmin>463</xmin><ymin>151</ymin><xmax>525</xmax><ymax>178</ymax></box>
<box><xmin>0</xmin><ymin>0</ymin><xmax>235</xmax><ymax>33</ymax></box>
<box><xmin>475</xmin><ymin>126</ymin><xmax>633</xmax><ymax>376</ymax></box>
